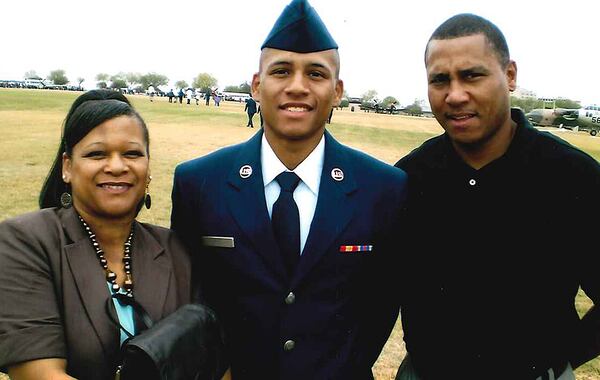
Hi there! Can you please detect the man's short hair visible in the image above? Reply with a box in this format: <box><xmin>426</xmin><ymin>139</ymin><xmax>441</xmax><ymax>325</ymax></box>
<box><xmin>426</xmin><ymin>13</ymin><xmax>510</xmax><ymax>67</ymax></box>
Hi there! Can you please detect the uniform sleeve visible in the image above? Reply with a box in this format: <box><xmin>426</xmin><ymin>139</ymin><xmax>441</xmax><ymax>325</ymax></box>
<box><xmin>358</xmin><ymin>172</ymin><xmax>408</xmax><ymax>368</ymax></box>
<box><xmin>0</xmin><ymin>217</ymin><xmax>66</xmax><ymax>370</ymax></box>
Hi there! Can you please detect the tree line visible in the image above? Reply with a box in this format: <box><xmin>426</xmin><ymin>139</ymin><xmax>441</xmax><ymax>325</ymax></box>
<box><xmin>94</xmin><ymin>72</ymin><xmax>219</xmax><ymax>94</ymax></box>
<box><xmin>509</xmin><ymin>96</ymin><xmax>581</xmax><ymax>113</ymax></box>
<box><xmin>24</xmin><ymin>69</ymin><xmax>223</xmax><ymax>94</ymax></box>
<box><xmin>25</xmin><ymin>70</ymin><xmax>84</xmax><ymax>88</ymax></box>
<box><xmin>23</xmin><ymin>69</ymin><xmax>581</xmax><ymax>114</ymax></box>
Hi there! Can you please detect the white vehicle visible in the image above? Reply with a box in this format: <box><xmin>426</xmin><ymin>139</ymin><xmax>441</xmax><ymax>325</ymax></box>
<box><xmin>23</xmin><ymin>78</ymin><xmax>45</xmax><ymax>89</ymax></box>
<box><xmin>222</xmin><ymin>91</ymin><xmax>251</xmax><ymax>102</ymax></box>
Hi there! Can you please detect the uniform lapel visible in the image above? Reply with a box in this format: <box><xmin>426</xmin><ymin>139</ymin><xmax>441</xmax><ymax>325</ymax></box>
<box><xmin>291</xmin><ymin>131</ymin><xmax>358</xmax><ymax>288</ymax></box>
<box><xmin>61</xmin><ymin>208</ymin><xmax>119</xmax><ymax>359</ymax></box>
<box><xmin>225</xmin><ymin>130</ymin><xmax>288</xmax><ymax>282</ymax></box>
<box><xmin>130</xmin><ymin>222</ymin><xmax>171</xmax><ymax>322</ymax></box>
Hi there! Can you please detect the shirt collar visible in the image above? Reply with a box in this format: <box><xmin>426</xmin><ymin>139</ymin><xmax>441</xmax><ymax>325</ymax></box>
<box><xmin>442</xmin><ymin>108</ymin><xmax>535</xmax><ymax>171</ymax></box>
<box><xmin>261</xmin><ymin>134</ymin><xmax>325</xmax><ymax>195</ymax></box>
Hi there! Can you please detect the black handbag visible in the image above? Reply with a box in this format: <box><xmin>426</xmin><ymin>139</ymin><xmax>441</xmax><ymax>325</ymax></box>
<box><xmin>107</xmin><ymin>295</ymin><xmax>227</xmax><ymax>380</ymax></box>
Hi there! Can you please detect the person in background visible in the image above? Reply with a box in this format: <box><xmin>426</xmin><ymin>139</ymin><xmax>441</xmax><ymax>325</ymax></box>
<box><xmin>257</xmin><ymin>101</ymin><xmax>263</xmax><ymax>127</ymax></box>
<box><xmin>244</xmin><ymin>94</ymin><xmax>258</xmax><ymax>128</ymax></box>
<box><xmin>394</xmin><ymin>13</ymin><xmax>600</xmax><ymax>380</ymax></box>
<box><xmin>389</xmin><ymin>102</ymin><xmax>396</xmax><ymax>115</ymax></box>
<box><xmin>147</xmin><ymin>84</ymin><xmax>155</xmax><ymax>102</ymax></box>
<box><xmin>186</xmin><ymin>88</ymin><xmax>194</xmax><ymax>105</ymax></box>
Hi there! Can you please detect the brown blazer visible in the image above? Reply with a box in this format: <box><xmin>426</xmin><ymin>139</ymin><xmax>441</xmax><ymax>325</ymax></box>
<box><xmin>0</xmin><ymin>207</ymin><xmax>191</xmax><ymax>380</ymax></box>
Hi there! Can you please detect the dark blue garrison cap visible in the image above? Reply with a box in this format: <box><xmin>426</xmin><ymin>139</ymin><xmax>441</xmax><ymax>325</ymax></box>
<box><xmin>261</xmin><ymin>0</ymin><xmax>338</xmax><ymax>53</ymax></box>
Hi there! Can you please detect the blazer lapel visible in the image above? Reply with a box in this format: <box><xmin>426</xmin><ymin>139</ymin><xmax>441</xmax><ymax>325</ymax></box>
<box><xmin>61</xmin><ymin>208</ymin><xmax>119</xmax><ymax>359</ymax></box>
<box><xmin>130</xmin><ymin>222</ymin><xmax>172</xmax><ymax>322</ymax></box>
<box><xmin>225</xmin><ymin>130</ymin><xmax>288</xmax><ymax>282</ymax></box>
<box><xmin>291</xmin><ymin>131</ymin><xmax>358</xmax><ymax>288</ymax></box>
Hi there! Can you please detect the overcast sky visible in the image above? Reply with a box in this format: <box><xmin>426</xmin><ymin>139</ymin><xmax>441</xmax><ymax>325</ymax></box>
<box><xmin>2</xmin><ymin>0</ymin><xmax>598</xmax><ymax>106</ymax></box>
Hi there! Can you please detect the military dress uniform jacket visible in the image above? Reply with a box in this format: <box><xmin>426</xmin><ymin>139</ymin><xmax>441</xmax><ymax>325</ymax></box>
<box><xmin>0</xmin><ymin>207</ymin><xmax>191</xmax><ymax>380</ymax></box>
<box><xmin>171</xmin><ymin>130</ymin><xmax>407</xmax><ymax>380</ymax></box>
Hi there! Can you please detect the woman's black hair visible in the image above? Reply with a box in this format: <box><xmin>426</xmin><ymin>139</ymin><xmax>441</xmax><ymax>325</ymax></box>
<box><xmin>39</xmin><ymin>89</ymin><xmax>150</xmax><ymax>209</ymax></box>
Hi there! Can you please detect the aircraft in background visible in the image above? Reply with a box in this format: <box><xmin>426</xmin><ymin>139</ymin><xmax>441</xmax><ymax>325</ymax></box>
<box><xmin>574</xmin><ymin>105</ymin><xmax>600</xmax><ymax>136</ymax></box>
<box><xmin>526</xmin><ymin>105</ymin><xmax>600</xmax><ymax>136</ymax></box>
<box><xmin>525</xmin><ymin>108</ymin><xmax>574</xmax><ymax>127</ymax></box>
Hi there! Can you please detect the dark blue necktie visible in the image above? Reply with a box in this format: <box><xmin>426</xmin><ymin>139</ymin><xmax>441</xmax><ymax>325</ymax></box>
<box><xmin>272</xmin><ymin>171</ymin><xmax>301</xmax><ymax>275</ymax></box>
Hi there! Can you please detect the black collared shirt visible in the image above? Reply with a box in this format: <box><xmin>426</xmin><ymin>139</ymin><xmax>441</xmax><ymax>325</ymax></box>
<box><xmin>395</xmin><ymin>109</ymin><xmax>600</xmax><ymax>379</ymax></box>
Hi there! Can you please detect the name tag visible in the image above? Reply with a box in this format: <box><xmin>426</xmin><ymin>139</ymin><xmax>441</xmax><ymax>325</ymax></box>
<box><xmin>201</xmin><ymin>236</ymin><xmax>235</xmax><ymax>248</ymax></box>
<box><xmin>339</xmin><ymin>245</ymin><xmax>373</xmax><ymax>253</ymax></box>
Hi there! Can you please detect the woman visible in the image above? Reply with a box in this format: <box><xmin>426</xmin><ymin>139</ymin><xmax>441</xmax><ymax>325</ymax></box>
<box><xmin>0</xmin><ymin>90</ymin><xmax>227</xmax><ymax>380</ymax></box>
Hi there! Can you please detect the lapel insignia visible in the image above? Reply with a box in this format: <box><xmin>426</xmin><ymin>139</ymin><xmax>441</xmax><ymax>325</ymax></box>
<box><xmin>331</xmin><ymin>167</ymin><xmax>344</xmax><ymax>181</ymax></box>
<box><xmin>239</xmin><ymin>164</ymin><xmax>253</xmax><ymax>179</ymax></box>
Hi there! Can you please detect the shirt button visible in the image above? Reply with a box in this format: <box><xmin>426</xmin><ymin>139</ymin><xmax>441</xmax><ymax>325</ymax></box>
<box><xmin>283</xmin><ymin>339</ymin><xmax>295</xmax><ymax>351</ymax></box>
<box><xmin>469</xmin><ymin>179</ymin><xmax>476</xmax><ymax>186</ymax></box>
<box><xmin>285</xmin><ymin>292</ymin><xmax>296</xmax><ymax>305</ymax></box>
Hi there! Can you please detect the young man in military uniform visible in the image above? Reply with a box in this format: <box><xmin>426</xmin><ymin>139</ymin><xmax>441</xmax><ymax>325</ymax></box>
<box><xmin>171</xmin><ymin>1</ymin><xmax>407</xmax><ymax>379</ymax></box>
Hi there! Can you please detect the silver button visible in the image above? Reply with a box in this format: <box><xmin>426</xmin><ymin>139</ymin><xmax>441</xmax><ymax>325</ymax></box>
<box><xmin>469</xmin><ymin>179</ymin><xmax>476</xmax><ymax>186</ymax></box>
<box><xmin>283</xmin><ymin>339</ymin><xmax>295</xmax><ymax>351</ymax></box>
<box><xmin>285</xmin><ymin>292</ymin><xmax>296</xmax><ymax>305</ymax></box>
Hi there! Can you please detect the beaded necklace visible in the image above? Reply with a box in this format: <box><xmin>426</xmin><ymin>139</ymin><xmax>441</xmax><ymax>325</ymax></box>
<box><xmin>78</xmin><ymin>215</ymin><xmax>134</xmax><ymax>297</ymax></box>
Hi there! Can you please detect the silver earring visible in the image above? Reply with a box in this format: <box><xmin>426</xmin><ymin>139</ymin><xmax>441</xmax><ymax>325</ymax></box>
<box><xmin>60</xmin><ymin>192</ymin><xmax>72</xmax><ymax>208</ymax></box>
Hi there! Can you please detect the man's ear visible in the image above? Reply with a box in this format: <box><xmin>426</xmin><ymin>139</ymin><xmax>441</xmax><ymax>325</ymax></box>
<box><xmin>251</xmin><ymin>73</ymin><xmax>261</xmax><ymax>102</ymax></box>
<box><xmin>506</xmin><ymin>60</ymin><xmax>517</xmax><ymax>92</ymax></box>
<box><xmin>333</xmin><ymin>79</ymin><xmax>344</xmax><ymax>106</ymax></box>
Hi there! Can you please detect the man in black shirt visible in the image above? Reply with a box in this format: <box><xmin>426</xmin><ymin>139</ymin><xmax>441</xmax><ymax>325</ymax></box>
<box><xmin>395</xmin><ymin>13</ymin><xmax>600</xmax><ymax>380</ymax></box>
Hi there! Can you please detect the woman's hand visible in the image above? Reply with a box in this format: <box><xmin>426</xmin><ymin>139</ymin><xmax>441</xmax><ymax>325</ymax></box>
<box><xmin>9</xmin><ymin>358</ymin><xmax>77</xmax><ymax>380</ymax></box>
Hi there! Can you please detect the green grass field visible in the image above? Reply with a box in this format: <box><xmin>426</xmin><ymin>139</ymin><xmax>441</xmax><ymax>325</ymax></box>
<box><xmin>0</xmin><ymin>88</ymin><xmax>598</xmax><ymax>379</ymax></box>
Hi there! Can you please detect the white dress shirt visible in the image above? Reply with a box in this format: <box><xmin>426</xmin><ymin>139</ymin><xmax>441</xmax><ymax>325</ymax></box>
<box><xmin>261</xmin><ymin>134</ymin><xmax>324</xmax><ymax>254</ymax></box>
